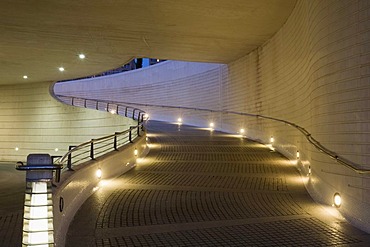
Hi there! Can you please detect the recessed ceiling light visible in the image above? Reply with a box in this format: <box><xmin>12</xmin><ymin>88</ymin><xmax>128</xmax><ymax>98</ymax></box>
<box><xmin>59</xmin><ymin>67</ymin><xmax>65</xmax><ymax>72</ymax></box>
<box><xmin>78</xmin><ymin>54</ymin><xmax>86</xmax><ymax>59</ymax></box>
<box><xmin>23</xmin><ymin>75</ymin><xmax>28</xmax><ymax>79</ymax></box>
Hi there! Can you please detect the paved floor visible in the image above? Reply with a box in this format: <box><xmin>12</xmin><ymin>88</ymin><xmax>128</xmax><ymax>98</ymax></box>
<box><xmin>0</xmin><ymin>163</ymin><xmax>24</xmax><ymax>247</ymax></box>
<box><xmin>66</xmin><ymin>121</ymin><xmax>370</xmax><ymax>247</ymax></box>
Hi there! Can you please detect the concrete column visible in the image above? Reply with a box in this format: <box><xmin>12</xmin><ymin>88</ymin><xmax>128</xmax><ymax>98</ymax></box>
<box><xmin>16</xmin><ymin>154</ymin><xmax>62</xmax><ymax>247</ymax></box>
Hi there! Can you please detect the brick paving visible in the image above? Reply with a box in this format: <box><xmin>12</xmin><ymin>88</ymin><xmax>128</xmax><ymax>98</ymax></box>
<box><xmin>66</xmin><ymin>121</ymin><xmax>370</xmax><ymax>246</ymax></box>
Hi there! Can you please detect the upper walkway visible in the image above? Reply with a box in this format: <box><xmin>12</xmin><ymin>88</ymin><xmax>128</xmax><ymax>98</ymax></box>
<box><xmin>66</xmin><ymin>121</ymin><xmax>370</xmax><ymax>246</ymax></box>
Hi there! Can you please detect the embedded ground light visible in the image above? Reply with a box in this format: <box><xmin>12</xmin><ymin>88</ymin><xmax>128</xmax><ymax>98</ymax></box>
<box><xmin>333</xmin><ymin>193</ymin><xmax>342</xmax><ymax>207</ymax></box>
<box><xmin>96</xmin><ymin>168</ymin><xmax>102</xmax><ymax>179</ymax></box>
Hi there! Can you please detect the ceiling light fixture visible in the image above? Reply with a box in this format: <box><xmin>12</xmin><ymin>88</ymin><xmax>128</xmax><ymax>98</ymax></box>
<box><xmin>23</xmin><ymin>75</ymin><xmax>28</xmax><ymax>79</ymax></box>
<box><xmin>58</xmin><ymin>67</ymin><xmax>65</xmax><ymax>72</ymax></box>
<box><xmin>78</xmin><ymin>54</ymin><xmax>86</xmax><ymax>59</ymax></box>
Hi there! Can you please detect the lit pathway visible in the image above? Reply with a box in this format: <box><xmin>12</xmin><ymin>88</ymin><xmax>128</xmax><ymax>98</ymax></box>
<box><xmin>66</xmin><ymin>121</ymin><xmax>370</xmax><ymax>246</ymax></box>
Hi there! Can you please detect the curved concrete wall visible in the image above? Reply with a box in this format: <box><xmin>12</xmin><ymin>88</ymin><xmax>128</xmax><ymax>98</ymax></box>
<box><xmin>53</xmin><ymin>0</ymin><xmax>370</xmax><ymax>232</ymax></box>
<box><xmin>0</xmin><ymin>82</ymin><xmax>137</xmax><ymax>162</ymax></box>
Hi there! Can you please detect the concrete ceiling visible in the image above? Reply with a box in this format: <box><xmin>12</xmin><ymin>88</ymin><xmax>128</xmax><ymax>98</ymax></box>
<box><xmin>0</xmin><ymin>0</ymin><xmax>296</xmax><ymax>85</ymax></box>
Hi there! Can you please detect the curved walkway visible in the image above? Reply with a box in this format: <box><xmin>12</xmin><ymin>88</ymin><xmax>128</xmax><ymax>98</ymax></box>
<box><xmin>66</xmin><ymin>121</ymin><xmax>370</xmax><ymax>246</ymax></box>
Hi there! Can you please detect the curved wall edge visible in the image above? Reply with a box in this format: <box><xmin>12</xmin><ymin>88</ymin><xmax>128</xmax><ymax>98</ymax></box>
<box><xmin>0</xmin><ymin>81</ymin><xmax>136</xmax><ymax>162</ymax></box>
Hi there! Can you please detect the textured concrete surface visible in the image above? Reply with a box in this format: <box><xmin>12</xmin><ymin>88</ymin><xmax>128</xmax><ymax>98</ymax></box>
<box><xmin>0</xmin><ymin>82</ymin><xmax>137</xmax><ymax>163</ymax></box>
<box><xmin>66</xmin><ymin>121</ymin><xmax>370</xmax><ymax>246</ymax></box>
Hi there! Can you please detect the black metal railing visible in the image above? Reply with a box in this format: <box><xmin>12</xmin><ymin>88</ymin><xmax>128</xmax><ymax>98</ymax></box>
<box><xmin>53</xmin><ymin>95</ymin><xmax>146</xmax><ymax>171</ymax></box>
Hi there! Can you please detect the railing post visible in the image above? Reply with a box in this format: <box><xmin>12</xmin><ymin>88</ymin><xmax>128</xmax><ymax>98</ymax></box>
<box><xmin>107</xmin><ymin>103</ymin><xmax>109</xmax><ymax>112</ymax></box>
<box><xmin>137</xmin><ymin>125</ymin><xmax>141</xmax><ymax>137</ymax></box>
<box><xmin>141</xmin><ymin>113</ymin><xmax>144</xmax><ymax>123</ymax></box>
<box><xmin>51</xmin><ymin>155</ymin><xmax>62</xmax><ymax>182</ymax></box>
<box><xmin>129</xmin><ymin>127</ymin><xmax>133</xmax><ymax>143</ymax></box>
<box><xmin>125</xmin><ymin>107</ymin><xmax>128</xmax><ymax>117</ymax></box>
<box><xmin>67</xmin><ymin>145</ymin><xmax>76</xmax><ymax>171</ymax></box>
<box><xmin>138</xmin><ymin>112</ymin><xmax>141</xmax><ymax>124</ymax></box>
<box><xmin>90</xmin><ymin>140</ymin><xmax>95</xmax><ymax>160</ymax></box>
<box><xmin>71</xmin><ymin>97</ymin><xmax>74</xmax><ymax>106</ymax></box>
<box><xmin>133</xmin><ymin>109</ymin><xmax>136</xmax><ymax>120</ymax></box>
<box><xmin>84</xmin><ymin>99</ymin><xmax>87</xmax><ymax>108</ymax></box>
<box><xmin>114</xmin><ymin>133</ymin><xmax>118</xmax><ymax>151</ymax></box>
<box><xmin>96</xmin><ymin>101</ymin><xmax>99</xmax><ymax>110</ymax></box>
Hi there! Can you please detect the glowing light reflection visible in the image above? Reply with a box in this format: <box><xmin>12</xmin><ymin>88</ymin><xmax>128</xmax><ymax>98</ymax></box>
<box><xmin>96</xmin><ymin>168</ymin><xmax>102</xmax><ymax>179</ymax></box>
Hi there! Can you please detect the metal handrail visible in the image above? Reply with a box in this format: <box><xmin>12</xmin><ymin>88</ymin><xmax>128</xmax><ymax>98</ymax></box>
<box><xmin>97</xmin><ymin>100</ymin><xmax>370</xmax><ymax>175</ymax></box>
<box><xmin>56</xmin><ymin>95</ymin><xmax>144</xmax><ymax>119</ymax></box>
<box><xmin>53</xmin><ymin>95</ymin><xmax>146</xmax><ymax>170</ymax></box>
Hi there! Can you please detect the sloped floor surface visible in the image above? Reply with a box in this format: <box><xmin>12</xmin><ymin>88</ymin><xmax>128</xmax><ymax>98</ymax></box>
<box><xmin>66</xmin><ymin>121</ymin><xmax>370</xmax><ymax>246</ymax></box>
